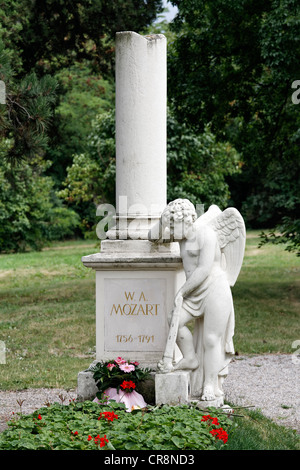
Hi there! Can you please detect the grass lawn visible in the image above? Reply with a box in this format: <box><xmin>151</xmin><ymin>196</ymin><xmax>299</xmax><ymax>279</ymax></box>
<box><xmin>232</xmin><ymin>232</ymin><xmax>300</xmax><ymax>355</ymax></box>
<box><xmin>0</xmin><ymin>239</ymin><xmax>98</xmax><ymax>389</ymax></box>
<box><xmin>0</xmin><ymin>232</ymin><xmax>299</xmax><ymax>390</ymax></box>
<box><xmin>0</xmin><ymin>232</ymin><xmax>299</xmax><ymax>451</ymax></box>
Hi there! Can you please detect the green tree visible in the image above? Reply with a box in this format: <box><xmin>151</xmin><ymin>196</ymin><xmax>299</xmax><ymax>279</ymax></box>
<box><xmin>168</xmin><ymin>0</ymin><xmax>300</xmax><ymax>254</ymax></box>
<box><xmin>0</xmin><ymin>0</ymin><xmax>25</xmax><ymax>74</ymax></box>
<box><xmin>0</xmin><ymin>0</ymin><xmax>164</xmax><ymax>162</ymax></box>
<box><xmin>59</xmin><ymin>111</ymin><xmax>116</xmax><ymax>235</ymax></box>
<box><xmin>59</xmin><ymin>110</ymin><xmax>241</xmax><ymax>235</ymax></box>
<box><xmin>0</xmin><ymin>140</ymin><xmax>80</xmax><ymax>252</ymax></box>
<box><xmin>5</xmin><ymin>0</ymin><xmax>163</xmax><ymax>76</ymax></box>
<box><xmin>0</xmin><ymin>0</ymin><xmax>163</xmax><ymax>174</ymax></box>
<box><xmin>0</xmin><ymin>1</ymin><xmax>165</xmax><ymax>250</ymax></box>
<box><xmin>46</xmin><ymin>61</ymin><xmax>114</xmax><ymax>184</ymax></box>
<box><xmin>167</xmin><ymin>111</ymin><xmax>241</xmax><ymax>208</ymax></box>
<box><xmin>0</xmin><ymin>39</ymin><xmax>57</xmax><ymax>164</ymax></box>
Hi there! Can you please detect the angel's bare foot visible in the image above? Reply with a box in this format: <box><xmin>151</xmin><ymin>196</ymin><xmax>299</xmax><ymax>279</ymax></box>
<box><xmin>214</xmin><ymin>386</ymin><xmax>224</xmax><ymax>397</ymax></box>
<box><xmin>201</xmin><ymin>385</ymin><xmax>215</xmax><ymax>401</ymax></box>
<box><xmin>173</xmin><ymin>355</ymin><xmax>199</xmax><ymax>371</ymax></box>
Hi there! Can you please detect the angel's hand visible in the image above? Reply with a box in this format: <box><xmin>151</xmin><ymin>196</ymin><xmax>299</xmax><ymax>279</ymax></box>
<box><xmin>157</xmin><ymin>358</ymin><xmax>174</xmax><ymax>373</ymax></box>
<box><xmin>174</xmin><ymin>293</ymin><xmax>183</xmax><ymax>308</ymax></box>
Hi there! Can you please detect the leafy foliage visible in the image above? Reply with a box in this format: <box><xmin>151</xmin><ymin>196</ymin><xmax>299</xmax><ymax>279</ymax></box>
<box><xmin>58</xmin><ymin>110</ymin><xmax>116</xmax><ymax>236</ymax></box>
<box><xmin>0</xmin><ymin>40</ymin><xmax>58</xmax><ymax>164</ymax></box>
<box><xmin>0</xmin><ymin>400</ymin><xmax>233</xmax><ymax>450</ymax></box>
<box><xmin>59</xmin><ymin>109</ymin><xmax>241</xmax><ymax>235</ymax></box>
<box><xmin>0</xmin><ymin>140</ymin><xmax>80</xmax><ymax>252</ymax></box>
<box><xmin>259</xmin><ymin>217</ymin><xmax>300</xmax><ymax>256</ymax></box>
<box><xmin>169</xmin><ymin>0</ymin><xmax>300</xmax><ymax>157</ymax></box>
<box><xmin>47</xmin><ymin>61</ymin><xmax>114</xmax><ymax>184</ymax></box>
<box><xmin>167</xmin><ymin>111</ymin><xmax>241</xmax><ymax>208</ymax></box>
<box><xmin>5</xmin><ymin>0</ymin><xmax>164</xmax><ymax>75</ymax></box>
<box><xmin>168</xmin><ymin>0</ymin><xmax>300</xmax><ymax>252</ymax></box>
<box><xmin>0</xmin><ymin>0</ymin><xmax>26</xmax><ymax>73</ymax></box>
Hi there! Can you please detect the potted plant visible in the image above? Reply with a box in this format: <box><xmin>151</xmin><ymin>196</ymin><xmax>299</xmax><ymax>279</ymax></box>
<box><xmin>90</xmin><ymin>357</ymin><xmax>151</xmax><ymax>412</ymax></box>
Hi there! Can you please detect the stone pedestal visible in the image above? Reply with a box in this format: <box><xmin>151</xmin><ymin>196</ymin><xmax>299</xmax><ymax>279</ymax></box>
<box><xmin>82</xmin><ymin>241</ymin><xmax>184</xmax><ymax>368</ymax></box>
<box><xmin>155</xmin><ymin>371</ymin><xmax>225</xmax><ymax>408</ymax></box>
<box><xmin>194</xmin><ymin>396</ymin><xmax>225</xmax><ymax>409</ymax></box>
<box><xmin>77</xmin><ymin>367</ymin><xmax>98</xmax><ymax>402</ymax></box>
<box><xmin>155</xmin><ymin>371</ymin><xmax>190</xmax><ymax>405</ymax></box>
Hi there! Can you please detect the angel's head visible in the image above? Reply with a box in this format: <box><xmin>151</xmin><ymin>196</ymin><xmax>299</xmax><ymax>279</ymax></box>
<box><xmin>161</xmin><ymin>199</ymin><xmax>197</xmax><ymax>240</ymax></box>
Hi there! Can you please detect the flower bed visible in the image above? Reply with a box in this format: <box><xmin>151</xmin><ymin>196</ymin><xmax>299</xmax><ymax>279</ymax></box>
<box><xmin>0</xmin><ymin>357</ymin><xmax>234</xmax><ymax>450</ymax></box>
<box><xmin>0</xmin><ymin>400</ymin><xmax>233</xmax><ymax>450</ymax></box>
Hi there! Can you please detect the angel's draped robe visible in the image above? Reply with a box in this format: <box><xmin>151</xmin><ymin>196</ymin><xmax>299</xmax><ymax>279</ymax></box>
<box><xmin>181</xmin><ymin>264</ymin><xmax>235</xmax><ymax>398</ymax></box>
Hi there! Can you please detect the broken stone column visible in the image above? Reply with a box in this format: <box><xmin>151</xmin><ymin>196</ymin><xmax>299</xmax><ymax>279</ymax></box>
<box><xmin>113</xmin><ymin>31</ymin><xmax>167</xmax><ymax>241</ymax></box>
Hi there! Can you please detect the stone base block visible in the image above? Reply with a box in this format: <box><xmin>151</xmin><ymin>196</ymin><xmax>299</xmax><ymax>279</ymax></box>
<box><xmin>81</xmin><ymin>246</ymin><xmax>185</xmax><ymax>370</ymax></box>
<box><xmin>191</xmin><ymin>395</ymin><xmax>224</xmax><ymax>409</ymax></box>
<box><xmin>77</xmin><ymin>369</ymin><xmax>98</xmax><ymax>402</ymax></box>
<box><xmin>155</xmin><ymin>371</ymin><xmax>190</xmax><ymax>405</ymax></box>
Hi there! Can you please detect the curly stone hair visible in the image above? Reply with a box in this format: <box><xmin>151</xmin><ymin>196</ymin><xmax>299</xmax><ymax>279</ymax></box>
<box><xmin>161</xmin><ymin>199</ymin><xmax>197</xmax><ymax>227</ymax></box>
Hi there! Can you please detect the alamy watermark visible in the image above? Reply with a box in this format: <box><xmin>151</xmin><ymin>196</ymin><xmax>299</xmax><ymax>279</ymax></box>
<box><xmin>291</xmin><ymin>80</ymin><xmax>300</xmax><ymax>105</ymax></box>
<box><xmin>292</xmin><ymin>340</ymin><xmax>300</xmax><ymax>365</ymax></box>
<box><xmin>95</xmin><ymin>197</ymin><xmax>205</xmax><ymax>242</ymax></box>
<box><xmin>0</xmin><ymin>341</ymin><xmax>6</xmax><ymax>364</ymax></box>
<box><xmin>0</xmin><ymin>80</ymin><xmax>5</xmax><ymax>104</ymax></box>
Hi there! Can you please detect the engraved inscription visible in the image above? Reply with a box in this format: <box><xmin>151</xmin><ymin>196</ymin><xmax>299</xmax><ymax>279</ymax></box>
<box><xmin>110</xmin><ymin>290</ymin><xmax>159</xmax><ymax>316</ymax></box>
<box><xmin>116</xmin><ymin>334</ymin><xmax>155</xmax><ymax>343</ymax></box>
<box><xmin>104</xmin><ymin>279</ymin><xmax>167</xmax><ymax>352</ymax></box>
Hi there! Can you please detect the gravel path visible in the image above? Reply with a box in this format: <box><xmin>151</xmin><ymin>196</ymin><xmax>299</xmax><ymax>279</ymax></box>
<box><xmin>0</xmin><ymin>354</ymin><xmax>299</xmax><ymax>435</ymax></box>
<box><xmin>0</xmin><ymin>388</ymin><xmax>77</xmax><ymax>433</ymax></box>
<box><xmin>223</xmin><ymin>354</ymin><xmax>299</xmax><ymax>433</ymax></box>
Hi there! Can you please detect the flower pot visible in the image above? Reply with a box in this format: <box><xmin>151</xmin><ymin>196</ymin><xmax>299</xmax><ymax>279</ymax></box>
<box><xmin>93</xmin><ymin>387</ymin><xmax>147</xmax><ymax>412</ymax></box>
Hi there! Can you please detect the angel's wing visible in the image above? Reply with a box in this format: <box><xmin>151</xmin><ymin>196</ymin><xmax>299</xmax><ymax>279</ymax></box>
<box><xmin>194</xmin><ymin>204</ymin><xmax>222</xmax><ymax>228</ymax></box>
<box><xmin>206</xmin><ymin>206</ymin><xmax>246</xmax><ymax>286</ymax></box>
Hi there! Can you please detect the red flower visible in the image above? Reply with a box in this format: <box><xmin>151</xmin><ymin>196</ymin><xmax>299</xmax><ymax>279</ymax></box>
<box><xmin>201</xmin><ymin>414</ymin><xmax>227</xmax><ymax>444</ymax></box>
<box><xmin>201</xmin><ymin>414</ymin><xmax>212</xmax><ymax>422</ymax></box>
<box><xmin>87</xmin><ymin>435</ymin><xmax>92</xmax><ymax>441</ymax></box>
<box><xmin>201</xmin><ymin>414</ymin><xmax>219</xmax><ymax>426</ymax></box>
<box><xmin>37</xmin><ymin>414</ymin><xmax>42</xmax><ymax>420</ymax></box>
<box><xmin>73</xmin><ymin>431</ymin><xmax>78</xmax><ymax>436</ymax></box>
<box><xmin>120</xmin><ymin>380</ymin><xmax>136</xmax><ymax>391</ymax></box>
<box><xmin>99</xmin><ymin>411</ymin><xmax>118</xmax><ymax>422</ymax></box>
<box><xmin>209</xmin><ymin>427</ymin><xmax>228</xmax><ymax>444</ymax></box>
<box><xmin>94</xmin><ymin>434</ymin><xmax>109</xmax><ymax>447</ymax></box>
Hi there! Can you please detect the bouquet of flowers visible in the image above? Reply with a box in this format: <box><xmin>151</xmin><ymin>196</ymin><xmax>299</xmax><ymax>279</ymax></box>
<box><xmin>91</xmin><ymin>357</ymin><xmax>151</xmax><ymax>411</ymax></box>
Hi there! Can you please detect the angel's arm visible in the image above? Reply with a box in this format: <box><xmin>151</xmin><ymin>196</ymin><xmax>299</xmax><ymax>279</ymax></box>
<box><xmin>175</xmin><ymin>226</ymin><xmax>216</xmax><ymax>303</ymax></box>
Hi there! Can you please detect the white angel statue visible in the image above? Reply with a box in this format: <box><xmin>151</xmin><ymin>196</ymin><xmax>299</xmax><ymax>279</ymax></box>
<box><xmin>152</xmin><ymin>199</ymin><xmax>246</xmax><ymax>402</ymax></box>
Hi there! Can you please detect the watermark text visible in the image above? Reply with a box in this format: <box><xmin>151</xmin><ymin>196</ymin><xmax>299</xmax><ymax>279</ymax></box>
<box><xmin>291</xmin><ymin>80</ymin><xmax>300</xmax><ymax>104</ymax></box>
<box><xmin>96</xmin><ymin>197</ymin><xmax>205</xmax><ymax>242</ymax></box>
<box><xmin>0</xmin><ymin>341</ymin><xmax>6</xmax><ymax>364</ymax></box>
<box><xmin>292</xmin><ymin>340</ymin><xmax>300</xmax><ymax>365</ymax></box>
<box><xmin>0</xmin><ymin>80</ymin><xmax>5</xmax><ymax>104</ymax></box>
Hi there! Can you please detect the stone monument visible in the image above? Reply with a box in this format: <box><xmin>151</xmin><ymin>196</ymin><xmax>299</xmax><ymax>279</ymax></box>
<box><xmin>153</xmin><ymin>199</ymin><xmax>246</xmax><ymax>408</ymax></box>
<box><xmin>78</xmin><ymin>32</ymin><xmax>245</xmax><ymax>409</ymax></box>
<box><xmin>78</xmin><ymin>32</ymin><xmax>186</xmax><ymax>401</ymax></box>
